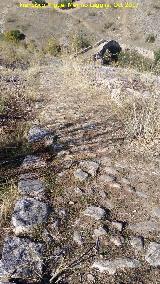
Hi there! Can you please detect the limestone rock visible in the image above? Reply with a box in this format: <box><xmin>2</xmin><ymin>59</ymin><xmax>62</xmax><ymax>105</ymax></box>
<box><xmin>93</xmin><ymin>226</ymin><xmax>108</xmax><ymax>238</ymax></box>
<box><xmin>152</xmin><ymin>207</ymin><xmax>160</xmax><ymax>218</ymax></box>
<box><xmin>128</xmin><ymin>221</ymin><xmax>160</xmax><ymax>236</ymax></box>
<box><xmin>130</xmin><ymin>236</ymin><xmax>144</xmax><ymax>252</ymax></box>
<box><xmin>104</xmin><ymin>167</ymin><xmax>118</xmax><ymax>176</ymax></box>
<box><xmin>21</xmin><ymin>155</ymin><xmax>46</xmax><ymax>170</ymax></box>
<box><xmin>99</xmin><ymin>174</ymin><xmax>115</xmax><ymax>183</ymax></box>
<box><xmin>91</xmin><ymin>257</ymin><xmax>140</xmax><ymax>274</ymax></box>
<box><xmin>74</xmin><ymin>187</ymin><xmax>83</xmax><ymax>195</ymax></box>
<box><xmin>74</xmin><ymin>169</ymin><xmax>88</xmax><ymax>182</ymax></box>
<box><xmin>112</xmin><ymin>221</ymin><xmax>124</xmax><ymax>231</ymax></box>
<box><xmin>145</xmin><ymin>242</ymin><xmax>160</xmax><ymax>266</ymax></box>
<box><xmin>73</xmin><ymin>231</ymin><xmax>84</xmax><ymax>245</ymax></box>
<box><xmin>109</xmin><ymin>182</ymin><xmax>121</xmax><ymax>190</ymax></box>
<box><xmin>12</xmin><ymin>198</ymin><xmax>49</xmax><ymax>236</ymax></box>
<box><xmin>28</xmin><ymin>126</ymin><xmax>55</xmax><ymax>146</ymax></box>
<box><xmin>0</xmin><ymin>236</ymin><xmax>43</xmax><ymax>282</ymax></box>
<box><xmin>79</xmin><ymin>160</ymin><xmax>99</xmax><ymax>177</ymax></box>
<box><xmin>110</xmin><ymin>236</ymin><xmax>124</xmax><ymax>247</ymax></box>
<box><xmin>83</xmin><ymin>206</ymin><xmax>107</xmax><ymax>220</ymax></box>
<box><xmin>18</xmin><ymin>174</ymin><xmax>45</xmax><ymax>199</ymax></box>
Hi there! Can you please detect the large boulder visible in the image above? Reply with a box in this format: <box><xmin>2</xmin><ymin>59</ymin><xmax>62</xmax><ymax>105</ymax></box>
<box><xmin>94</xmin><ymin>40</ymin><xmax>122</xmax><ymax>64</ymax></box>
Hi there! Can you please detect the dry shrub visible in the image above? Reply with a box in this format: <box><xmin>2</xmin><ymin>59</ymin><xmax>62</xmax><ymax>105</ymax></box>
<box><xmin>43</xmin><ymin>37</ymin><xmax>61</xmax><ymax>56</ymax></box>
<box><xmin>111</xmin><ymin>93</ymin><xmax>160</xmax><ymax>141</ymax></box>
<box><xmin>0</xmin><ymin>181</ymin><xmax>19</xmax><ymax>228</ymax></box>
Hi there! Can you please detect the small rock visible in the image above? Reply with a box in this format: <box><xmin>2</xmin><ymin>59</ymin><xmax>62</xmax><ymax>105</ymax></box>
<box><xmin>109</xmin><ymin>182</ymin><xmax>121</xmax><ymax>190</ymax></box>
<box><xmin>99</xmin><ymin>174</ymin><xmax>115</xmax><ymax>183</ymax></box>
<box><xmin>104</xmin><ymin>167</ymin><xmax>118</xmax><ymax>176</ymax></box>
<box><xmin>52</xmin><ymin>143</ymin><xmax>64</xmax><ymax>152</ymax></box>
<box><xmin>73</xmin><ymin>231</ymin><xmax>83</xmax><ymax>245</ymax></box>
<box><xmin>112</xmin><ymin>221</ymin><xmax>124</xmax><ymax>231</ymax></box>
<box><xmin>58</xmin><ymin>171</ymin><xmax>66</xmax><ymax>177</ymax></box>
<box><xmin>99</xmin><ymin>190</ymin><xmax>107</xmax><ymax>198</ymax></box>
<box><xmin>18</xmin><ymin>175</ymin><xmax>45</xmax><ymax>199</ymax></box>
<box><xmin>128</xmin><ymin>221</ymin><xmax>160</xmax><ymax>236</ymax></box>
<box><xmin>59</xmin><ymin>209</ymin><xmax>67</xmax><ymax>218</ymax></box>
<box><xmin>121</xmin><ymin>177</ymin><xmax>131</xmax><ymax>186</ymax></box>
<box><xmin>12</xmin><ymin>198</ymin><xmax>49</xmax><ymax>236</ymax></box>
<box><xmin>135</xmin><ymin>191</ymin><xmax>148</xmax><ymax>198</ymax></box>
<box><xmin>79</xmin><ymin>160</ymin><xmax>99</xmax><ymax>177</ymax></box>
<box><xmin>28</xmin><ymin>126</ymin><xmax>54</xmax><ymax>145</ymax></box>
<box><xmin>110</xmin><ymin>236</ymin><xmax>124</xmax><ymax>247</ymax></box>
<box><xmin>152</xmin><ymin>207</ymin><xmax>160</xmax><ymax>218</ymax></box>
<box><xmin>83</xmin><ymin>206</ymin><xmax>107</xmax><ymax>220</ymax></box>
<box><xmin>74</xmin><ymin>169</ymin><xmax>88</xmax><ymax>182</ymax></box>
<box><xmin>145</xmin><ymin>242</ymin><xmax>160</xmax><ymax>266</ymax></box>
<box><xmin>91</xmin><ymin>257</ymin><xmax>140</xmax><ymax>274</ymax></box>
<box><xmin>130</xmin><ymin>236</ymin><xmax>144</xmax><ymax>252</ymax></box>
<box><xmin>1</xmin><ymin>236</ymin><xmax>43</xmax><ymax>282</ymax></box>
<box><xmin>21</xmin><ymin>155</ymin><xmax>46</xmax><ymax>170</ymax></box>
<box><xmin>87</xmin><ymin>273</ymin><xmax>95</xmax><ymax>282</ymax></box>
<box><xmin>93</xmin><ymin>226</ymin><xmax>108</xmax><ymax>238</ymax></box>
<box><xmin>74</xmin><ymin>187</ymin><xmax>83</xmax><ymax>195</ymax></box>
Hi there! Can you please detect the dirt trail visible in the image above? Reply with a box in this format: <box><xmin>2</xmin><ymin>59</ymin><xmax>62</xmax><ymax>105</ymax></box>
<box><xmin>32</xmin><ymin>59</ymin><xmax>160</xmax><ymax>234</ymax></box>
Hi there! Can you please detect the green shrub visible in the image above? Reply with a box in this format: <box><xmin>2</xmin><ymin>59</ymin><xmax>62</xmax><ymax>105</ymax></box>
<box><xmin>58</xmin><ymin>0</ymin><xmax>74</xmax><ymax>9</ymax></box>
<box><xmin>4</xmin><ymin>30</ymin><xmax>25</xmax><ymax>43</ymax></box>
<box><xmin>43</xmin><ymin>37</ymin><xmax>61</xmax><ymax>56</ymax></box>
<box><xmin>32</xmin><ymin>0</ymin><xmax>48</xmax><ymax>5</ymax></box>
<box><xmin>146</xmin><ymin>34</ymin><xmax>156</xmax><ymax>43</ymax></box>
<box><xmin>154</xmin><ymin>49</ymin><xmax>160</xmax><ymax>63</ymax></box>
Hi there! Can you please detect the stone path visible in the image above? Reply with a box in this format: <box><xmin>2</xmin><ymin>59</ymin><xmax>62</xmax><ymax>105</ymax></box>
<box><xmin>1</xmin><ymin>125</ymin><xmax>160</xmax><ymax>284</ymax></box>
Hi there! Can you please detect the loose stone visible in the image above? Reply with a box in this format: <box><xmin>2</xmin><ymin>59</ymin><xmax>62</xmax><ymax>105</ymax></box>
<box><xmin>83</xmin><ymin>206</ymin><xmax>107</xmax><ymax>220</ymax></box>
<box><xmin>74</xmin><ymin>169</ymin><xmax>88</xmax><ymax>181</ymax></box>
<box><xmin>73</xmin><ymin>231</ymin><xmax>84</xmax><ymax>245</ymax></box>
<box><xmin>145</xmin><ymin>242</ymin><xmax>160</xmax><ymax>266</ymax></box>
<box><xmin>18</xmin><ymin>174</ymin><xmax>45</xmax><ymax>199</ymax></box>
<box><xmin>99</xmin><ymin>174</ymin><xmax>116</xmax><ymax>183</ymax></box>
<box><xmin>79</xmin><ymin>160</ymin><xmax>99</xmax><ymax>177</ymax></box>
<box><xmin>93</xmin><ymin>226</ymin><xmax>108</xmax><ymax>238</ymax></box>
<box><xmin>130</xmin><ymin>236</ymin><xmax>144</xmax><ymax>252</ymax></box>
<box><xmin>91</xmin><ymin>257</ymin><xmax>140</xmax><ymax>274</ymax></box>
<box><xmin>21</xmin><ymin>155</ymin><xmax>46</xmax><ymax>170</ymax></box>
<box><xmin>112</xmin><ymin>221</ymin><xmax>124</xmax><ymax>231</ymax></box>
<box><xmin>12</xmin><ymin>198</ymin><xmax>49</xmax><ymax>236</ymax></box>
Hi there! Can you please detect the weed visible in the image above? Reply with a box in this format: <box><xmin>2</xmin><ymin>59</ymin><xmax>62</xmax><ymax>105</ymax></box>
<box><xmin>146</xmin><ymin>34</ymin><xmax>156</xmax><ymax>43</ymax></box>
<box><xmin>43</xmin><ymin>37</ymin><xmax>61</xmax><ymax>56</ymax></box>
<box><xmin>69</xmin><ymin>32</ymin><xmax>91</xmax><ymax>53</ymax></box>
<box><xmin>154</xmin><ymin>49</ymin><xmax>160</xmax><ymax>63</ymax></box>
<box><xmin>4</xmin><ymin>30</ymin><xmax>25</xmax><ymax>43</ymax></box>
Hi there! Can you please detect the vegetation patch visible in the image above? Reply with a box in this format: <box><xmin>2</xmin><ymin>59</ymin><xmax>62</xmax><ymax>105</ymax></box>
<box><xmin>145</xmin><ymin>34</ymin><xmax>156</xmax><ymax>43</ymax></box>
<box><xmin>43</xmin><ymin>37</ymin><xmax>61</xmax><ymax>56</ymax></box>
<box><xmin>4</xmin><ymin>30</ymin><xmax>25</xmax><ymax>43</ymax></box>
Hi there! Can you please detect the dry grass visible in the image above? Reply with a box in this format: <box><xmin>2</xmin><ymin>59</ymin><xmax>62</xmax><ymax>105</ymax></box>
<box><xmin>0</xmin><ymin>180</ymin><xmax>19</xmax><ymax>228</ymax></box>
<box><xmin>110</xmin><ymin>92</ymin><xmax>160</xmax><ymax>141</ymax></box>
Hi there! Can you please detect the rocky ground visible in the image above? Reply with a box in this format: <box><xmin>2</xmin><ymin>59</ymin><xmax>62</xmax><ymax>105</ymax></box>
<box><xmin>0</xmin><ymin>56</ymin><xmax>160</xmax><ymax>283</ymax></box>
<box><xmin>0</xmin><ymin>0</ymin><xmax>160</xmax><ymax>282</ymax></box>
